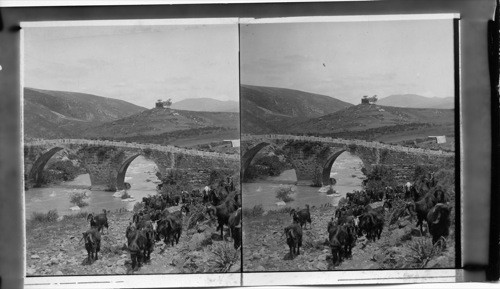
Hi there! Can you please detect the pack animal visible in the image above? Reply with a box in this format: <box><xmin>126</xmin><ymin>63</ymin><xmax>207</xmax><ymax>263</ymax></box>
<box><xmin>427</xmin><ymin>203</ymin><xmax>451</xmax><ymax>244</ymax></box>
<box><xmin>87</xmin><ymin>209</ymin><xmax>109</xmax><ymax>234</ymax></box>
<box><xmin>83</xmin><ymin>228</ymin><xmax>101</xmax><ymax>264</ymax></box>
<box><xmin>284</xmin><ymin>223</ymin><xmax>302</xmax><ymax>259</ymax></box>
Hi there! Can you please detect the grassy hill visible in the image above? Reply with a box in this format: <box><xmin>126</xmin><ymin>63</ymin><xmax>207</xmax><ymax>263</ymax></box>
<box><xmin>81</xmin><ymin>107</ymin><xmax>239</xmax><ymax>145</ymax></box>
<box><xmin>287</xmin><ymin>104</ymin><xmax>455</xmax><ymax>149</ymax></box>
<box><xmin>241</xmin><ymin>84</ymin><xmax>352</xmax><ymax>134</ymax></box>
<box><xmin>24</xmin><ymin>88</ymin><xmax>146</xmax><ymax>139</ymax></box>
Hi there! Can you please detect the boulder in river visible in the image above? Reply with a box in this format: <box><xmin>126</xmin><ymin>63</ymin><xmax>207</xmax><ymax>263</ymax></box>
<box><xmin>275</xmin><ymin>201</ymin><xmax>286</xmax><ymax>207</ymax></box>
<box><xmin>113</xmin><ymin>190</ymin><xmax>126</xmax><ymax>198</ymax></box>
<box><xmin>70</xmin><ymin>206</ymin><xmax>81</xmax><ymax>211</ymax></box>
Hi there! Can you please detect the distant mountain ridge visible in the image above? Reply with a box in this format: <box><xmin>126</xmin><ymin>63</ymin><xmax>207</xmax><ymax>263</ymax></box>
<box><xmin>377</xmin><ymin>94</ymin><xmax>454</xmax><ymax>109</ymax></box>
<box><xmin>171</xmin><ymin>98</ymin><xmax>238</xmax><ymax>112</ymax></box>
<box><xmin>241</xmin><ymin>84</ymin><xmax>353</xmax><ymax>134</ymax></box>
<box><xmin>24</xmin><ymin>88</ymin><xmax>146</xmax><ymax>139</ymax></box>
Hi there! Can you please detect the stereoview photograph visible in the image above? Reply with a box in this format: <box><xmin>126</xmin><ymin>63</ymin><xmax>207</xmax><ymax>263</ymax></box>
<box><xmin>23</xmin><ymin>20</ymin><xmax>241</xmax><ymax>276</ymax></box>
<box><xmin>240</xmin><ymin>18</ymin><xmax>457</xmax><ymax>272</ymax></box>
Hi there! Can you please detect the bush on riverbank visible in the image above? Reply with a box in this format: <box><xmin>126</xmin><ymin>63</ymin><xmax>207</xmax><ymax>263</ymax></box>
<box><xmin>69</xmin><ymin>191</ymin><xmax>89</xmax><ymax>207</ymax></box>
<box><xmin>275</xmin><ymin>185</ymin><xmax>294</xmax><ymax>203</ymax></box>
<box><xmin>362</xmin><ymin>165</ymin><xmax>397</xmax><ymax>192</ymax></box>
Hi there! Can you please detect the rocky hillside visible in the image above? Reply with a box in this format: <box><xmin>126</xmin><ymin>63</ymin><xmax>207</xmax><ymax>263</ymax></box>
<box><xmin>287</xmin><ymin>104</ymin><xmax>454</xmax><ymax>135</ymax></box>
<box><xmin>81</xmin><ymin>107</ymin><xmax>239</xmax><ymax>139</ymax></box>
<box><xmin>377</xmin><ymin>94</ymin><xmax>454</xmax><ymax>109</ymax></box>
<box><xmin>243</xmin><ymin>204</ymin><xmax>455</xmax><ymax>272</ymax></box>
<box><xmin>26</xmin><ymin>208</ymin><xmax>241</xmax><ymax>276</ymax></box>
<box><xmin>24</xmin><ymin>88</ymin><xmax>146</xmax><ymax>139</ymax></box>
<box><xmin>241</xmin><ymin>85</ymin><xmax>352</xmax><ymax>134</ymax></box>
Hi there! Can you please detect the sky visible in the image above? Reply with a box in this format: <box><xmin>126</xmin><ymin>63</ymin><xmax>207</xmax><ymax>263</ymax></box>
<box><xmin>24</xmin><ymin>22</ymin><xmax>239</xmax><ymax>108</ymax></box>
<box><xmin>240</xmin><ymin>19</ymin><xmax>455</xmax><ymax>105</ymax></box>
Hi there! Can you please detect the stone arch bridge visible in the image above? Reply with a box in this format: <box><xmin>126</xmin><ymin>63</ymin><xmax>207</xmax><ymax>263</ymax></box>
<box><xmin>24</xmin><ymin>139</ymin><xmax>239</xmax><ymax>191</ymax></box>
<box><xmin>241</xmin><ymin>134</ymin><xmax>455</xmax><ymax>186</ymax></box>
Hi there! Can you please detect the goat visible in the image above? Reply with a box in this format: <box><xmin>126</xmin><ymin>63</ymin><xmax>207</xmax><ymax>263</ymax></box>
<box><xmin>141</xmin><ymin>220</ymin><xmax>156</xmax><ymax>261</ymax></box>
<box><xmin>228</xmin><ymin>207</ymin><xmax>242</xmax><ymax>249</ymax></box>
<box><xmin>126</xmin><ymin>223</ymin><xmax>147</xmax><ymax>270</ymax></box>
<box><xmin>290</xmin><ymin>204</ymin><xmax>312</xmax><ymax>229</ymax></box>
<box><xmin>83</xmin><ymin>227</ymin><xmax>101</xmax><ymax>264</ymax></box>
<box><xmin>156</xmin><ymin>210</ymin><xmax>183</xmax><ymax>247</ymax></box>
<box><xmin>87</xmin><ymin>209</ymin><xmax>109</xmax><ymax>234</ymax></box>
<box><xmin>427</xmin><ymin>203</ymin><xmax>451</xmax><ymax>244</ymax></box>
<box><xmin>284</xmin><ymin>223</ymin><xmax>302</xmax><ymax>259</ymax></box>
<box><xmin>328</xmin><ymin>223</ymin><xmax>348</xmax><ymax>266</ymax></box>
<box><xmin>358</xmin><ymin>210</ymin><xmax>383</xmax><ymax>241</ymax></box>
<box><xmin>207</xmin><ymin>198</ymin><xmax>238</xmax><ymax>239</ymax></box>
<box><xmin>410</xmin><ymin>188</ymin><xmax>446</xmax><ymax>234</ymax></box>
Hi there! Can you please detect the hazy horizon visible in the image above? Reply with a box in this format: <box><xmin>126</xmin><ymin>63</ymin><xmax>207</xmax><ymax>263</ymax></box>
<box><xmin>24</xmin><ymin>22</ymin><xmax>240</xmax><ymax>109</ymax></box>
<box><xmin>241</xmin><ymin>19</ymin><xmax>455</xmax><ymax>105</ymax></box>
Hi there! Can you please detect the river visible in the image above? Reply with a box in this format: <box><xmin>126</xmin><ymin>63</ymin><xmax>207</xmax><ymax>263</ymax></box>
<box><xmin>25</xmin><ymin>156</ymin><xmax>159</xmax><ymax>219</ymax></box>
<box><xmin>242</xmin><ymin>152</ymin><xmax>365</xmax><ymax>211</ymax></box>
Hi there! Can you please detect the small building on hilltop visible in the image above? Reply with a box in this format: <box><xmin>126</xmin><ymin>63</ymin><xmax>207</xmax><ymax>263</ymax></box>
<box><xmin>155</xmin><ymin>98</ymin><xmax>172</xmax><ymax>109</ymax></box>
<box><xmin>361</xmin><ymin>95</ymin><xmax>378</xmax><ymax>105</ymax></box>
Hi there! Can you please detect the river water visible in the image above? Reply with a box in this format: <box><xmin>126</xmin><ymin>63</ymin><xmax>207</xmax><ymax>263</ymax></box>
<box><xmin>25</xmin><ymin>156</ymin><xmax>159</xmax><ymax>219</ymax></box>
<box><xmin>242</xmin><ymin>152</ymin><xmax>365</xmax><ymax>211</ymax></box>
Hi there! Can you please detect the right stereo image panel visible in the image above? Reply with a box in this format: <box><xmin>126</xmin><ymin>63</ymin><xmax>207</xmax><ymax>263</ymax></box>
<box><xmin>240</xmin><ymin>16</ymin><xmax>458</xmax><ymax>273</ymax></box>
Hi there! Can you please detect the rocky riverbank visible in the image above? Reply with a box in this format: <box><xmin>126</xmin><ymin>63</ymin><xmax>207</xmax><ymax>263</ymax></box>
<box><xmin>242</xmin><ymin>204</ymin><xmax>454</xmax><ymax>272</ymax></box>
<box><xmin>26</xmin><ymin>209</ymin><xmax>241</xmax><ymax>276</ymax></box>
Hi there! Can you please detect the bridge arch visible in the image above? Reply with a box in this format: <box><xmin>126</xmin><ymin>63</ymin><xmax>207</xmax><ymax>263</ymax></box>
<box><xmin>116</xmin><ymin>154</ymin><xmax>141</xmax><ymax>190</ymax></box>
<box><xmin>29</xmin><ymin>147</ymin><xmax>64</xmax><ymax>186</ymax></box>
<box><xmin>322</xmin><ymin>149</ymin><xmax>347</xmax><ymax>185</ymax></box>
<box><xmin>241</xmin><ymin>142</ymin><xmax>270</xmax><ymax>179</ymax></box>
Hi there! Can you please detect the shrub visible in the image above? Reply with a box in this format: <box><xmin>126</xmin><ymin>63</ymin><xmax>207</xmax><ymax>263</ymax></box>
<box><xmin>31</xmin><ymin>209</ymin><xmax>59</xmax><ymax>223</ymax></box>
<box><xmin>121</xmin><ymin>191</ymin><xmax>131</xmax><ymax>199</ymax></box>
<box><xmin>63</xmin><ymin>211</ymin><xmax>88</xmax><ymax>220</ymax></box>
<box><xmin>267</xmin><ymin>206</ymin><xmax>293</xmax><ymax>215</ymax></box>
<box><xmin>242</xmin><ymin>205</ymin><xmax>264</xmax><ymax>218</ymax></box>
<box><xmin>325</xmin><ymin>187</ymin><xmax>336</xmax><ymax>195</ymax></box>
<box><xmin>133</xmin><ymin>202</ymin><xmax>145</xmax><ymax>213</ymax></box>
<box><xmin>69</xmin><ymin>191</ymin><xmax>89</xmax><ymax>207</ymax></box>
<box><xmin>210</xmin><ymin>242</ymin><xmax>239</xmax><ymax>272</ymax></box>
<box><xmin>363</xmin><ymin>165</ymin><xmax>397</xmax><ymax>192</ymax></box>
<box><xmin>408</xmin><ymin>237</ymin><xmax>445</xmax><ymax>268</ymax></box>
<box><xmin>275</xmin><ymin>185</ymin><xmax>294</xmax><ymax>203</ymax></box>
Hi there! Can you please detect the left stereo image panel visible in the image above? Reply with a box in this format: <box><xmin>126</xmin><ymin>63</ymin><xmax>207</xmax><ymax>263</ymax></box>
<box><xmin>22</xmin><ymin>19</ymin><xmax>241</xmax><ymax>278</ymax></box>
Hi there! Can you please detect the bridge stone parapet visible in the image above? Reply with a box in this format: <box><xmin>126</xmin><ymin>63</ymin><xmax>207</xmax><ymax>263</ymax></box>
<box><xmin>241</xmin><ymin>134</ymin><xmax>455</xmax><ymax>186</ymax></box>
<box><xmin>24</xmin><ymin>139</ymin><xmax>239</xmax><ymax>191</ymax></box>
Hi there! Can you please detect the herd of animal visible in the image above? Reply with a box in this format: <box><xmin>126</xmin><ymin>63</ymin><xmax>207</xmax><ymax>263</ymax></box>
<box><xmin>79</xmin><ymin>171</ymin><xmax>453</xmax><ymax>271</ymax></box>
<box><xmin>81</xmin><ymin>177</ymin><xmax>241</xmax><ymax>272</ymax></box>
<box><xmin>283</xmin><ymin>173</ymin><xmax>453</xmax><ymax>268</ymax></box>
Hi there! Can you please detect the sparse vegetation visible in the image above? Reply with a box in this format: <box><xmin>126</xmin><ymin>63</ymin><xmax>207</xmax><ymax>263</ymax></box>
<box><xmin>121</xmin><ymin>191</ymin><xmax>131</xmax><ymax>199</ymax></box>
<box><xmin>408</xmin><ymin>237</ymin><xmax>445</xmax><ymax>268</ymax></box>
<box><xmin>31</xmin><ymin>210</ymin><xmax>59</xmax><ymax>223</ymax></box>
<box><xmin>210</xmin><ymin>242</ymin><xmax>240</xmax><ymax>273</ymax></box>
<box><xmin>275</xmin><ymin>185</ymin><xmax>294</xmax><ymax>203</ymax></box>
<box><xmin>363</xmin><ymin>165</ymin><xmax>397</xmax><ymax>192</ymax></box>
<box><xmin>242</xmin><ymin>205</ymin><xmax>264</xmax><ymax>217</ymax></box>
<box><xmin>69</xmin><ymin>191</ymin><xmax>89</xmax><ymax>207</ymax></box>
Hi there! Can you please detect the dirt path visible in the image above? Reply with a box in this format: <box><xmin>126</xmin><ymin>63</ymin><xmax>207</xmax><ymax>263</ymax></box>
<box><xmin>26</xmin><ymin>210</ymin><xmax>241</xmax><ymax>276</ymax></box>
